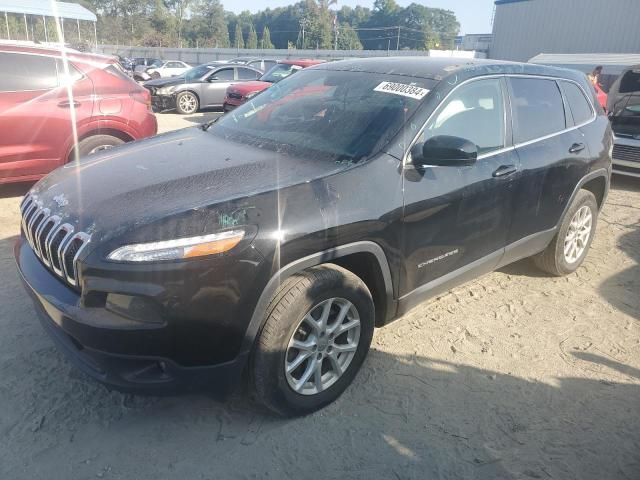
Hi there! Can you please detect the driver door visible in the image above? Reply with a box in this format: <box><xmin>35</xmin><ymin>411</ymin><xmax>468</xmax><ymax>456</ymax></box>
<box><xmin>400</xmin><ymin>77</ymin><xmax>519</xmax><ymax>298</ymax></box>
<box><xmin>201</xmin><ymin>67</ymin><xmax>235</xmax><ymax>107</ymax></box>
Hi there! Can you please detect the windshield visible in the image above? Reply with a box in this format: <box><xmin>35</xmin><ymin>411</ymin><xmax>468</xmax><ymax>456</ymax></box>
<box><xmin>260</xmin><ymin>63</ymin><xmax>305</xmax><ymax>83</ymax></box>
<box><xmin>182</xmin><ymin>64</ymin><xmax>214</xmax><ymax>81</ymax></box>
<box><xmin>211</xmin><ymin>69</ymin><xmax>434</xmax><ymax>162</ymax></box>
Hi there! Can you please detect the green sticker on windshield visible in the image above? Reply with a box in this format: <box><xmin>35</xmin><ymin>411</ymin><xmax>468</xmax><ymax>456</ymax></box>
<box><xmin>374</xmin><ymin>81</ymin><xmax>429</xmax><ymax>100</ymax></box>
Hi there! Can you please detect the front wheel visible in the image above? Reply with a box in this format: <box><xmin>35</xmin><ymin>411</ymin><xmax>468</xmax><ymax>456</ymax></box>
<box><xmin>175</xmin><ymin>91</ymin><xmax>199</xmax><ymax>115</ymax></box>
<box><xmin>69</xmin><ymin>134</ymin><xmax>124</xmax><ymax>162</ymax></box>
<box><xmin>251</xmin><ymin>264</ymin><xmax>374</xmax><ymax>416</ymax></box>
<box><xmin>533</xmin><ymin>189</ymin><xmax>598</xmax><ymax>276</ymax></box>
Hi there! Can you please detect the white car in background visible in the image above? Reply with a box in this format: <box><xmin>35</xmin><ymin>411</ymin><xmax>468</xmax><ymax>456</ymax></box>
<box><xmin>146</xmin><ymin>60</ymin><xmax>191</xmax><ymax>79</ymax></box>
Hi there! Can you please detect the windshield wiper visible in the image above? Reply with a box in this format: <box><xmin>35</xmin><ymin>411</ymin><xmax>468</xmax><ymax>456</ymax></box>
<box><xmin>200</xmin><ymin>116</ymin><xmax>221</xmax><ymax>131</ymax></box>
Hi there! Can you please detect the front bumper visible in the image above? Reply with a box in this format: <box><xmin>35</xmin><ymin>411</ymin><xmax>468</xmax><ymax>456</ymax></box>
<box><xmin>612</xmin><ymin>135</ymin><xmax>640</xmax><ymax>178</ymax></box>
<box><xmin>15</xmin><ymin>238</ymin><xmax>252</xmax><ymax>393</ymax></box>
<box><xmin>151</xmin><ymin>94</ymin><xmax>176</xmax><ymax>113</ymax></box>
<box><xmin>223</xmin><ymin>96</ymin><xmax>244</xmax><ymax>111</ymax></box>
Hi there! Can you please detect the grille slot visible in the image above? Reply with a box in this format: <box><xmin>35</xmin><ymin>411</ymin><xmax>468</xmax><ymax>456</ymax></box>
<box><xmin>613</xmin><ymin>144</ymin><xmax>640</xmax><ymax>163</ymax></box>
<box><xmin>19</xmin><ymin>194</ymin><xmax>90</xmax><ymax>288</ymax></box>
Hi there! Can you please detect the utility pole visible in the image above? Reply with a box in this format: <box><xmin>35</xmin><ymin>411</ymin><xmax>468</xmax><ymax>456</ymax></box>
<box><xmin>334</xmin><ymin>15</ymin><xmax>338</xmax><ymax>50</ymax></box>
<box><xmin>5</xmin><ymin>12</ymin><xmax>10</xmax><ymax>40</ymax></box>
<box><xmin>396</xmin><ymin>26</ymin><xmax>400</xmax><ymax>51</ymax></box>
<box><xmin>300</xmin><ymin>18</ymin><xmax>307</xmax><ymax>49</ymax></box>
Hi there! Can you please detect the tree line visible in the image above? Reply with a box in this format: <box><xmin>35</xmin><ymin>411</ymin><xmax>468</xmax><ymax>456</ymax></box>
<box><xmin>2</xmin><ymin>0</ymin><xmax>460</xmax><ymax>52</ymax></box>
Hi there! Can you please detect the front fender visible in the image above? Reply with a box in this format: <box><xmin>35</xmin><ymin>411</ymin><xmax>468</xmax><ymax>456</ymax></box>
<box><xmin>239</xmin><ymin>241</ymin><xmax>396</xmax><ymax>358</ymax></box>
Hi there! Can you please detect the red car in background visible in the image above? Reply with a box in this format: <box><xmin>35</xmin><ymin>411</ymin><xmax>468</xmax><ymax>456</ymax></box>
<box><xmin>0</xmin><ymin>44</ymin><xmax>157</xmax><ymax>185</ymax></box>
<box><xmin>223</xmin><ymin>59</ymin><xmax>324</xmax><ymax>112</ymax></box>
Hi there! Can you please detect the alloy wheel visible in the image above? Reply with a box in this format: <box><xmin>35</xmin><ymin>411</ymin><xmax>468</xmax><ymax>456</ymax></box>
<box><xmin>88</xmin><ymin>144</ymin><xmax>115</xmax><ymax>155</ymax></box>
<box><xmin>564</xmin><ymin>205</ymin><xmax>593</xmax><ymax>264</ymax></box>
<box><xmin>285</xmin><ymin>297</ymin><xmax>361</xmax><ymax>396</ymax></box>
<box><xmin>178</xmin><ymin>93</ymin><xmax>197</xmax><ymax>114</ymax></box>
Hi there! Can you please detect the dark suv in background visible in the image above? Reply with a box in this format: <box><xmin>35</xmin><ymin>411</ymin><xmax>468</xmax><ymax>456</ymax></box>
<box><xmin>608</xmin><ymin>65</ymin><xmax>640</xmax><ymax>177</ymax></box>
<box><xmin>15</xmin><ymin>58</ymin><xmax>611</xmax><ymax>416</ymax></box>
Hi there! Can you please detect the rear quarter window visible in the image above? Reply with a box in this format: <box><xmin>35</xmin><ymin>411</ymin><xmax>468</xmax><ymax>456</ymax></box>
<box><xmin>561</xmin><ymin>81</ymin><xmax>594</xmax><ymax>126</ymax></box>
<box><xmin>509</xmin><ymin>77</ymin><xmax>567</xmax><ymax>144</ymax></box>
<box><xmin>0</xmin><ymin>52</ymin><xmax>58</xmax><ymax>92</ymax></box>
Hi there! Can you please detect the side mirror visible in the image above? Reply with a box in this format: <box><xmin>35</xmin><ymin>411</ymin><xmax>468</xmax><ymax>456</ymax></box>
<box><xmin>208</xmin><ymin>76</ymin><xmax>219</xmax><ymax>82</ymax></box>
<box><xmin>412</xmin><ymin>135</ymin><xmax>478</xmax><ymax>167</ymax></box>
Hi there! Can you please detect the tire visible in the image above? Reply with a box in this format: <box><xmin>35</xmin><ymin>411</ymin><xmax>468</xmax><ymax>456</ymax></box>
<box><xmin>533</xmin><ymin>189</ymin><xmax>598</xmax><ymax>276</ymax></box>
<box><xmin>150</xmin><ymin>72</ymin><xmax>161</xmax><ymax>79</ymax></box>
<box><xmin>251</xmin><ymin>264</ymin><xmax>375</xmax><ymax>416</ymax></box>
<box><xmin>72</xmin><ymin>134</ymin><xmax>124</xmax><ymax>161</ymax></box>
<box><xmin>175</xmin><ymin>91</ymin><xmax>199</xmax><ymax>115</ymax></box>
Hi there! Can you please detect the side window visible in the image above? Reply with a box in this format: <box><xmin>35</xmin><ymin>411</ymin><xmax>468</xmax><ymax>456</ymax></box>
<box><xmin>562</xmin><ymin>82</ymin><xmax>594</xmax><ymax>126</ymax></box>
<box><xmin>0</xmin><ymin>53</ymin><xmax>58</xmax><ymax>92</ymax></box>
<box><xmin>56</xmin><ymin>60</ymin><xmax>83</xmax><ymax>85</ymax></box>
<box><xmin>618</xmin><ymin>69</ymin><xmax>640</xmax><ymax>94</ymax></box>
<box><xmin>237</xmin><ymin>67</ymin><xmax>260</xmax><ymax>80</ymax></box>
<box><xmin>424</xmin><ymin>78</ymin><xmax>506</xmax><ymax>155</ymax></box>
<box><xmin>166</xmin><ymin>62</ymin><xmax>181</xmax><ymax>68</ymax></box>
<box><xmin>510</xmin><ymin>78</ymin><xmax>566</xmax><ymax>144</ymax></box>
<box><xmin>211</xmin><ymin>68</ymin><xmax>234</xmax><ymax>81</ymax></box>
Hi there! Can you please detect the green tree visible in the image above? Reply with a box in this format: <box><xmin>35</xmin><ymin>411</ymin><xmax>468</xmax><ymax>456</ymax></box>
<box><xmin>233</xmin><ymin>22</ymin><xmax>244</xmax><ymax>48</ymax></box>
<box><xmin>261</xmin><ymin>26</ymin><xmax>274</xmax><ymax>49</ymax></box>
<box><xmin>246</xmin><ymin>23</ymin><xmax>258</xmax><ymax>49</ymax></box>
<box><xmin>336</xmin><ymin>22</ymin><xmax>362</xmax><ymax>50</ymax></box>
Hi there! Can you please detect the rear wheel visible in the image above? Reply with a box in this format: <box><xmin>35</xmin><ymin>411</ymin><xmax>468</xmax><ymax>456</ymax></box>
<box><xmin>251</xmin><ymin>264</ymin><xmax>374</xmax><ymax>416</ymax></box>
<box><xmin>70</xmin><ymin>134</ymin><xmax>124</xmax><ymax>162</ymax></box>
<box><xmin>533</xmin><ymin>189</ymin><xmax>598</xmax><ymax>276</ymax></box>
<box><xmin>176</xmin><ymin>91</ymin><xmax>199</xmax><ymax>114</ymax></box>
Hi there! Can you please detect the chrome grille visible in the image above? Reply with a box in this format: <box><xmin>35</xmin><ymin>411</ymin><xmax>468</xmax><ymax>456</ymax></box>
<box><xmin>613</xmin><ymin>144</ymin><xmax>640</xmax><ymax>163</ymax></box>
<box><xmin>19</xmin><ymin>194</ymin><xmax>90</xmax><ymax>287</ymax></box>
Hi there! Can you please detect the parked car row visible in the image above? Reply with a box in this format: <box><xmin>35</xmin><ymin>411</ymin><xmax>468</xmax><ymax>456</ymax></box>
<box><xmin>143</xmin><ymin>58</ymin><xmax>324</xmax><ymax>115</ymax></box>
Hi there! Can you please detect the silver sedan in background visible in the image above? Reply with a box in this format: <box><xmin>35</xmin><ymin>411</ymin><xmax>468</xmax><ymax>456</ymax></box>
<box><xmin>143</xmin><ymin>64</ymin><xmax>263</xmax><ymax>114</ymax></box>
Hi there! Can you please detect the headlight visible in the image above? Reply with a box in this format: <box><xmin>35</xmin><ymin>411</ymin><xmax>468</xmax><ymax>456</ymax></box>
<box><xmin>108</xmin><ymin>230</ymin><xmax>245</xmax><ymax>262</ymax></box>
<box><xmin>157</xmin><ymin>85</ymin><xmax>176</xmax><ymax>95</ymax></box>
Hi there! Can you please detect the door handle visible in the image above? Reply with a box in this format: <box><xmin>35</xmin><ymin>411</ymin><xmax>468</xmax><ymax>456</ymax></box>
<box><xmin>492</xmin><ymin>164</ymin><xmax>518</xmax><ymax>178</ymax></box>
<box><xmin>58</xmin><ymin>101</ymin><xmax>81</xmax><ymax>108</ymax></box>
<box><xmin>569</xmin><ymin>143</ymin><xmax>586</xmax><ymax>154</ymax></box>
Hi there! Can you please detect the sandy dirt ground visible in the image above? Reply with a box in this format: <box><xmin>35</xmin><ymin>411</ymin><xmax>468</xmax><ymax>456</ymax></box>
<box><xmin>0</xmin><ymin>114</ymin><xmax>639</xmax><ymax>480</ymax></box>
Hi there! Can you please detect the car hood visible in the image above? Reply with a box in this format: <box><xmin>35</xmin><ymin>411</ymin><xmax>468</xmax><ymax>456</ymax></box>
<box><xmin>144</xmin><ymin>76</ymin><xmax>189</xmax><ymax>88</ymax></box>
<box><xmin>29</xmin><ymin>127</ymin><xmax>346</xmax><ymax>244</ymax></box>
<box><xmin>228</xmin><ymin>81</ymin><xmax>271</xmax><ymax>96</ymax></box>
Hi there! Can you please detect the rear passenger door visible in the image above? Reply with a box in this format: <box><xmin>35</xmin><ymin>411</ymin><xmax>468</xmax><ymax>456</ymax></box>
<box><xmin>506</xmin><ymin>77</ymin><xmax>591</xmax><ymax>248</ymax></box>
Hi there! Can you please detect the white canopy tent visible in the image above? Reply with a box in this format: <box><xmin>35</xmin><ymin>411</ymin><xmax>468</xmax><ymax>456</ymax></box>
<box><xmin>0</xmin><ymin>0</ymin><xmax>98</xmax><ymax>46</ymax></box>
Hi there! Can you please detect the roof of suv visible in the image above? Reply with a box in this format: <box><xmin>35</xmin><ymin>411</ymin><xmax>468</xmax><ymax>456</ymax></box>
<box><xmin>314</xmin><ymin>56</ymin><xmax>587</xmax><ymax>83</ymax></box>
<box><xmin>0</xmin><ymin>44</ymin><xmax>117</xmax><ymax>66</ymax></box>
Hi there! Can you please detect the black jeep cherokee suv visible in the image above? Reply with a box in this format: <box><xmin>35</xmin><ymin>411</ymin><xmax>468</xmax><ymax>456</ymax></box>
<box><xmin>16</xmin><ymin>58</ymin><xmax>612</xmax><ymax>416</ymax></box>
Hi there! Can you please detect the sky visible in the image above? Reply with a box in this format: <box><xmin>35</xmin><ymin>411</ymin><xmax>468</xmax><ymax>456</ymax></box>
<box><xmin>224</xmin><ymin>0</ymin><xmax>497</xmax><ymax>35</ymax></box>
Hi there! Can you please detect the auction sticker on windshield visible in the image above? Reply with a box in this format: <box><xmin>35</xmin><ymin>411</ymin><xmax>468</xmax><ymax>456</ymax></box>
<box><xmin>374</xmin><ymin>81</ymin><xmax>429</xmax><ymax>100</ymax></box>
